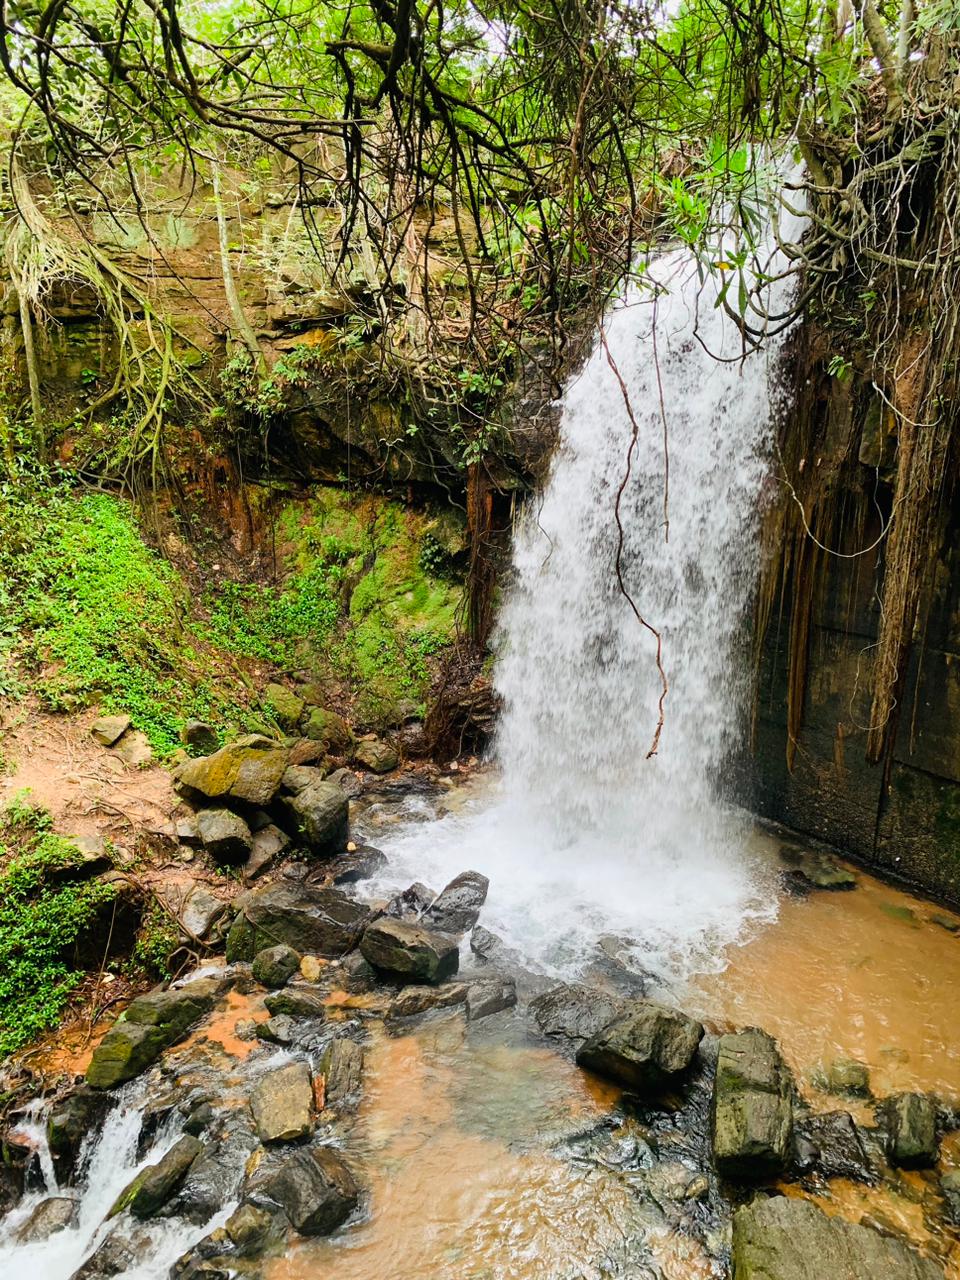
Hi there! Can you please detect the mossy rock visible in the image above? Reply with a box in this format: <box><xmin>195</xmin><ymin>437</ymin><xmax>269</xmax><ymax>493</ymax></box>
<box><xmin>263</xmin><ymin>684</ymin><xmax>305</xmax><ymax>731</ymax></box>
<box><xmin>302</xmin><ymin>707</ymin><xmax>354</xmax><ymax>751</ymax></box>
<box><xmin>176</xmin><ymin>735</ymin><xmax>289</xmax><ymax>806</ymax></box>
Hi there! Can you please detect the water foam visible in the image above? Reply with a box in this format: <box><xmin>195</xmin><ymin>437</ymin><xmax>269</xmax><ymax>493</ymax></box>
<box><xmin>369</xmin><ymin>209</ymin><xmax>800</xmax><ymax>985</ymax></box>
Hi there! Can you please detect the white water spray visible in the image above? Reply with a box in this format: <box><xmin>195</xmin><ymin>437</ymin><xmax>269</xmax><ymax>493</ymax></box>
<box><xmin>371</xmin><ymin>209</ymin><xmax>801</xmax><ymax>983</ymax></box>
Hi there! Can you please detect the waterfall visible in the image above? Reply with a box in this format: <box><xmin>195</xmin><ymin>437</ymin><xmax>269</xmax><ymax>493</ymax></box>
<box><xmin>371</xmin><ymin>205</ymin><xmax>800</xmax><ymax>984</ymax></box>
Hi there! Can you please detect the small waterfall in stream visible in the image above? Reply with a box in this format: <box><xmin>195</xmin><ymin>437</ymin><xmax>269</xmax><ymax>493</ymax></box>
<box><xmin>371</xmin><ymin>208</ymin><xmax>801</xmax><ymax>984</ymax></box>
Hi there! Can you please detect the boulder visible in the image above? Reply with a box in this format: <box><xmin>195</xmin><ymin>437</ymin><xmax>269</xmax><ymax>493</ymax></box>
<box><xmin>326</xmin><ymin>766</ymin><xmax>363</xmax><ymax>797</ymax></box>
<box><xmin>177</xmin><ymin>735</ymin><xmax>289</xmax><ymax>806</ymax></box>
<box><xmin>796</xmin><ymin>1111</ymin><xmax>873</xmax><ymax>1181</ymax></box>
<box><xmin>170</xmin><ymin>1112</ymin><xmax>260</xmax><ymax>1224</ymax></box>
<box><xmin>330</xmin><ymin>843</ymin><xmax>388</xmax><ymax>885</ymax></box>
<box><xmin>422</xmin><ymin>870</ymin><xmax>489</xmax><ymax>935</ymax></box>
<box><xmin>91</xmin><ymin>714</ymin><xmax>131</xmax><ymax>746</ymax></box>
<box><xmin>252</xmin><ymin>944</ymin><xmax>301</xmax><ymax>988</ymax></box>
<box><xmin>281</xmin><ymin>765</ymin><xmax>327</xmax><ymax>794</ymax></box>
<box><xmin>47</xmin><ymin>1088</ymin><xmax>111</xmax><ymax>1172</ymax></box>
<box><xmin>883</xmin><ymin>1093</ymin><xmax>938</xmax><ymax>1169</ymax></box>
<box><xmin>384</xmin><ymin>882</ymin><xmax>435</xmax><ymax>919</ymax></box>
<box><xmin>352</xmin><ymin>739</ymin><xmax>399</xmax><ymax>773</ymax></box>
<box><xmin>731</xmin><ymin>1194</ymin><xmax>943</xmax><ymax>1279</ymax></box>
<box><xmin>109</xmin><ymin>1135</ymin><xmax>203</xmax><ymax>1218</ymax></box>
<box><xmin>264</xmin><ymin>988</ymin><xmax>329</xmax><ymax>1020</ymax></box>
<box><xmin>86</xmin><ymin>977</ymin><xmax>226</xmax><ymax>1089</ymax></box>
<box><xmin>272</xmin><ymin>779</ymin><xmax>349</xmax><ymax>854</ymax></box>
<box><xmin>243</xmin><ymin>823</ymin><xmax>290</xmax><ymax>880</ymax></box>
<box><xmin>388</xmin><ymin>983</ymin><xmax>468</xmax><ymax>1019</ymax></box>
<box><xmin>941</xmin><ymin>1169</ymin><xmax>960</xmax><ymax>1225</ymax></box>
<box><xmin>163</xmin><ymin>884</ymin><xmax>229</xmax><ymax>940</ymax></box>
<box><xmin>264</xmin><ymin>684</ymin><xmax>305</xmax><ymax>731</ymax></box>
<box><xmin>576</xmin><ymin>1001</ymin><xmax>703</xmax><ymax>1090</ymax></box>
<box><xmin>780</xmin><ymin>845</ymin><xmax>857</xmax><ymax>890</ymax></box>
<box><xmin>15</xmin><ymin>1195</ymin><xmax>78</xmax><ymax>1242</ymax></box>
<box><xmin>466</xmin><ymin>977</ymin><xmax>517</xmax><ymax>1022</ymax></box>
<box><xmin>226</xmin><ymin>881</ymin><xmax>372</xmax><ymax>961</ymax></box>
<box><xmin>360</xmin><ymin>918</ymin><xmax>460</xmax><ymax>984</ymax></box>
<box><xmin>250</xmin><ymin>1061</ymin><xmax>314</xmax><ymax>1143</ymax></box>
<box><xmin>712</xmin><ymin>1029</ymin><xmax>793</xmax><ymax>1181</ymax></box>
<box><xmin>257</xmin><ymin>1015</ymin><xmax>296</xmax><ymax>1045</ymax></box>
<box><xmin>182</xmin><ymin>721</ymin><xmax>219</xmax><ymax>755</ymax></box>
<box><xmin>530</xmin><ymin>984</ymin><xmax>624</xmax><ymax>1045</ymax></box>
<box><xmin>303</xmin><ymin>707</ymin><xmax>354</xmax><ymax>752</ymax></box>
<box><xmin>195</xmin><ymin>808</ymin><xmax>253</xmax><ymax>864</ymax></box>
<box><xmin>470</xmin><ymin>925</ymin><xmax>505</xmax><ymax>961</ymax></box>
<box><xmin>319</xmin><ymin>1036</ymin><xmax>364</xmax><ymax>1105</ymax></box>
<box><xmin>826</xmin><ymin>1058</ymin><xmax>870</xmax><ymax>1098</ymax></box>
<box><xmin>249</xmin><ymin>1146</ymin><xmax>359</xmax><ymax>1235</ymax></box>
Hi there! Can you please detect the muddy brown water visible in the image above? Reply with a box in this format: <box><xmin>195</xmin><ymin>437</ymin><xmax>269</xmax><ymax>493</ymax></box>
<box><xmin>261</xmin><ymin>849</ymin><xmax>960</xmax><ymax>1279</ymax></box>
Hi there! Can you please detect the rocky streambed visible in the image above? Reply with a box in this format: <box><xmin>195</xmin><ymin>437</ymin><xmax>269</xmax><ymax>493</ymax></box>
<box><xmin>1</xmin><ymin>738</ymin><xmax>960</xmax><ymax>1279</ymax></box>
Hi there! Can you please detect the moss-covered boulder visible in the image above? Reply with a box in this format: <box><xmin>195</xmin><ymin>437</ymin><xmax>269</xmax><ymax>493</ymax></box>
<box><xmin>264</xmin><ymin>683</ymin><xmax>305</xmax><ymax>731</ymax></box>
<box><xmin>352</xmin><ymin>739</ymin><xmax>399</xmax><ymax>773</ymax></box>
<box><xmin>226</xmin><ymin>881</ymin><xmax>372</xmax><ymax>961</ymax></box>
<box><xmin>731</xmin><ymin>1195</ymin><xmax>942</xmax><ymax>1279</ymax></box>
<box><xmin>882</xmin><ymin>1092</ymin><xmax>938</xmax><ymax>1169</ymax></box>
<box><xmin>575</xmin><ymin>1001</ymin><xmax>703</xmax><ymax>1091</ymax></box>
<box><xmin>251</xmin><ymin>943</ymin><xmax>301</xmax><ymax>988</ymax></box>
<box><xmin>176</xmin><ymin>735</ymin><xmax>289</xmax><ymax>806</ymax></box>
<box><xmin>360</xmin><ymin>918</ymin><xmax>460</xmax><ymax>984</ymax></box>
<box><xmin>272</xmin><ymin>778</ymin><xmax>349</xmax><ymax>853</ymax></box>
<box><xmin>712</xmin><ymin>1029</ymin><xmax>794</xmax><ymax>1181</ymax></box>
<box><xmin>302</xmin><ymin>707</ymin><xmax>354</xmax><ymax>752</ymax></box>
<box><xmin>109</xmin><ymin>1135</ymin><xmax>203</xmax><ymax>1218</ymax></box>
<box><xmin>86</xmin><ymin>976</ymin><xmax>227</xmax><ymax>1089</ymax></box>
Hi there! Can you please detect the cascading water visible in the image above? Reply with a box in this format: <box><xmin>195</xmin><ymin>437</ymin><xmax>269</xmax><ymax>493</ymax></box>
<box><xmin>368</xmin><ymin>207</ymin><xmax>801</xmax><ymax>984</ymax></box>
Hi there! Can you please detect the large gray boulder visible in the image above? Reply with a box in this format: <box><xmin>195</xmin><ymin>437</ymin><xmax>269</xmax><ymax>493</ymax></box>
<box><xmin>712</xmin><ymin>1029</ymin><xmax>793</xmax><ymax>1181</ymax></box>
<box><xmin>226</xmin><ymin>880</ymin><xmax>372</xmax><ymax>961</ymax></box>
<box><xmin>531</xmin><ymin>984</ymin><xmax>624</xmax><ymax>1045</ymax></box>
<box><xmin>882</xmin><ymin>1092</ymin><xmax>938</xmax><ymax>1169</ymax></box>
<box><xmin>272</xmin><ymin>779</ymin><xmax>349</xmax><ymax>853</ymax></box>
<box><xmin>575</xmin><ymin>1001</ymin><xmax>703</xmax><ymax>1090</ymax></box>
<box><xmin>86</xmin><ymin>977</ymin><xmax>227</xmax><ymax>1089</ymax></box>
<box><xmin>250</xmin><ymin>1061</ymin><xmax>314</xmax><ymax>1143</ymax></box>
<box><xmin>360</xmin><ymin>918</ymin><xmax>460</xmax><ymax>984</ymax></box>
<box><xmin>195</xmin><ymin>809</ymin><xmax>253</xmax><ymax>863</ymax></box>
<box><xmin>422</xmin><ymin>870</ymin><xmax>489</xmax><ymax>935</ymax></box>
<box><xmin>177</xmin><ymin>734</ymin><xmax>290</xmax><ymax>806</ymax></box>
<box><xmin>731</xmin><ymin>1195</ymin><xmax>943</xmax><ymax>1279</ymax></box>
<box><xmin>248</xmin><ymin>1146</ymin><xmax>359</xmax><ymax>1235</ymax></box>
<box><xmin>109</xmin><ymin>1135</ymin><xmax>203</xmax><ymax>1218</ymax></box>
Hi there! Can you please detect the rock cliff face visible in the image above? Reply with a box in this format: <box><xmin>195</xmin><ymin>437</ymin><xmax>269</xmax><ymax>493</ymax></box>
<box><xmin>750</xmin><ymin>344</ymin><xmax>960</xmax><ymax>904</ymax></box>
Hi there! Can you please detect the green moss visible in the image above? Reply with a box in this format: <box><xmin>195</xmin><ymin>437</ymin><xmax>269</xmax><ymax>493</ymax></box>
<box><xmin>1</xmin><ymin>486</ymin><xmax>246</xmax><ymax>754</ymax></box>
<box><xmin>0</xmin><ymin>807</ymin><xmax>118</xmax><ymax>1057</ymax></box>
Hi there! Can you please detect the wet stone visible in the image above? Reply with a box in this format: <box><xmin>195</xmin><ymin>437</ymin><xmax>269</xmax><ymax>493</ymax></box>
<box><xmin>796</xmin><ymin>1111</ymin><xmax>873</xmax><ymax>1182</ymax></box>
<box><xmin>384</xmin><ymin>881</ymin><xmax>435</xmax><ymax>920</ymax></box>
<box><xmin>466</xmin><ymin>977</ymin><xmax>517</xmax><ymax>1021</ymax></box>
<box><xmin>319</xmin><ymin>1036</ymin><xmax>364</xmax><ymax>1105</ymax></box>
<box><xmin>732</xmin><ymin>1194</ymin><xmax>942</xmax><ymax>1280</ymax></box>
<box><xmin>248</xmin><ymin>1146</ymin><xmax>359</xmax><ymax>1235</ymax></box>
<box><xmin>264</xmin><ymin>987</ymin><xmax>328</xmax><ymax>1020</ymax></box>
<box><xmin>941</xmin><ymin>1169</ymin><xmax>960</xmax><ymax>1225</ymax></box>
<box><xmin>330</xmin><ymin>843</ymin><xmax>388</xmax><ymax>885</ymax></box>
<box><xmin>360</xmin><ymin>918</ymin><xmax>460</xmax><ymax>984</ymax></box>
<box><xmin>250</xmin><ymin>1061</ymin><xmax>314</xmax><ymax>1143</ymax></box>
<box><xmin>251</xmin><ymin>943</ymin><xmax>301</xmax><ymax>989</ymax></box>
<box><xmin>470</xmin><ymin>925</ymin><xmax>505</xmax><ymax>961</ymax></box>
<box><xmin>826</xmin><ymin>1057</ymin><xmax>871</xmax><ymax>1098</ymax></box>
<box><xmin>388</xmin><ymin>983</ymin><xmax>468</xmax><ymax>1019</ymax></box>
<box><xmin>883</xmin><ymin>1092</ymin><xmax>938</xmax><ymax>1169</ymax></box>
<box><xmin>110</xmin><ymin>1135</ymin><xmax>203</xmax><ymax>1219</ymax></box>
<box><xmin>423</xmin><ymin>870</ymin><xmax>489</xmax><ymax>936</ymax></box>
<box><xmin>712</xmin><ymin>1029</ymin><xmax>793</xmax><ymax>1182</ymax></box>
<box><xmin>780</xmin><ymin>845</ymin><xmax>857</xmax><ymax>891</ymax></box>
<box><xmin>47</xmin><ymin>1088</ymin><xmax>111</xmax><ymax>1170</ymax></box>
<box><xmin>530</xmin><ymin>983</ymin><xmax>624</xmax><ymax>1045</ymax></box>
<box><xmin>226</xmin><ymin>881</ymin><xmax>372</xmax><ymax>961</ymax></box>
<box><xmin>16</xmin><ymin>1195</ymin><xmax>78</xmax><ymax>1242</ymax></box>
<box><xmin>257</xmin><ymin>1015</ymin><xmax>296</xmax><ymax>1045</ymax></box>
<box><xmin>577</xmin><ymin>1000</ymin><xmax>704</xmax><ymax>1091</ymax></box>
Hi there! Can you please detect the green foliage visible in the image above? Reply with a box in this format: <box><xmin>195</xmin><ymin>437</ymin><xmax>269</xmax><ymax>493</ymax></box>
<box><xmin>131</xmin><ymin>899</ymin><xmax>179</xmax><ymax>977</ymax></box>
<box><xmin>0</xmin><ymin>479</ymin><xmax>244</xmax><ymax>754</ymax></box>
<box><xmin>0</xmin><ymin>812</ymin><xmax>117</xmax><ymax>1057</ymax></box>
